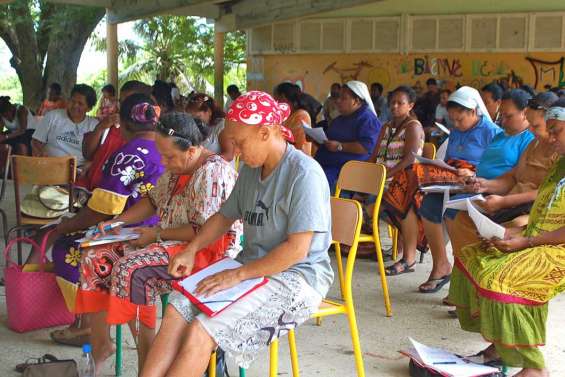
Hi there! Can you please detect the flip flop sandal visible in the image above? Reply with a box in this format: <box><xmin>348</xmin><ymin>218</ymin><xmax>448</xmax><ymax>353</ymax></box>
<box><xmin>418</xmin><ymin>274</ymin><xmax>451</xmax><ymax>293</ymax></box>
<box><xmin>385</xmin><ymin>259</ymin><xmax>416</xmax><ymax>276</ymax></box>
<box><xmin>50</xmin><ymin>328</ymin><xmax>90</xmax><ymax>347</ymax></box>
<box><xmin>15</xmin><ymin>354</ymin><xmax>58</xmax><ymax>373</ymax></box>
<box><xmin>442</xmin><ymin>296</ymin><xmax>453</xmax><ymax>306</ymax></box>
<box><xmin>466</xmin><ymin>350</ymin><xmax>504</xmax><ymax>367</ymax></box>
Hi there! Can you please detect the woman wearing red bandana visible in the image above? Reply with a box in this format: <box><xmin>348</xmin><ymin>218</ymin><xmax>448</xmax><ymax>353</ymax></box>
<box><xmin>141</xmin><ymin>91</ymin><xmax>333</xmax><ymax>377</ymax></box>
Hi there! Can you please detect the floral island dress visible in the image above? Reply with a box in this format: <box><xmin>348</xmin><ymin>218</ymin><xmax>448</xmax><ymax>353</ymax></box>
<box><xmin>74</xmin><ymin>155</ymin><xmax>243</xmax><ymax>328</ymax></box>
<box><xmin>53</xmin><ymin>137</ymin><xmax>164</xmax><ymax>311</ymax></box>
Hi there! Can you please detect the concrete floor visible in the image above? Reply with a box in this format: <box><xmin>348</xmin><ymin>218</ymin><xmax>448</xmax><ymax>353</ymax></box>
<box><xmin>0</xmin><ymin>182</ymin><xmax>564</xmax><ymax>377</ymax></box>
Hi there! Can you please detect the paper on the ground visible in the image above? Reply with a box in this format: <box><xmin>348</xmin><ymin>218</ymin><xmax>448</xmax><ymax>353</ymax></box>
<box><xmin>414</xmin><ymin>154</ymin><xmax>457</xmax><ymax>172</ymax></box>
<box><xmin>434</xmin><ymin>122</ymin><xmax>451</xmax><ymax>135</ymax></box>
<box><xmin>176</xmin><ymin>258</ymin><xmax>266</xmax><ymax>315</ymax></box>
<box><xmin>445</xmin><ymin>195</ymin><xmax>486</xmax><ymax>211</ymax></box>
<box><xmin>467</xmin><ymin>199</ymin><xmax>506</xmax><ymax>239</ymax></box>
<box><xmin>303</xmin><ymin>126</ymin><xmax>328</xmax><ymax>144</ymax></box>
<box><xmin>407</xmin><ymin>338</ymin><xmax>499</xmax><ymax>377</ymax></box>
<box><xmin>75</xmin><ymin>228</ymin><xmax>140</xmax><ymax>248</ymax></box>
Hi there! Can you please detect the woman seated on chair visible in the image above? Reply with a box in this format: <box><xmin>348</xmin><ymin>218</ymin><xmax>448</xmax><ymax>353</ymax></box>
<box><xmin>0</xmin><ymin>96</ymin><xmax>37</xmax><ymax>155</ymax></box>
<box><xmin>315</xmin><ymin>80</ymin><xmax>381</xmax><ymax>193</ymax></box>
<box><xmin>186</xmin><ymin>93</ymin><xmax>235</xmax><ymax>163</ymax></box>
<box><xmin>446</xmin><ymin>91</ymin><xmax>560</xmax><ymax>264</ymax></box>
<box><xmin>31</xmin><ymin>84</ymin><xmax>100</xmax><ymax>167</ymax></box>
<box><xmin>448</xmin><ymin>104</ymin><xmax>565</xmax><ymax>377</ymax></box>
<box><xmin>74</xmin><ymin>111</ymin><xmax>242</xmax><ymax>373</ymax></box>
<box><xmin>140</xmin><ymin>91</ymin><xmax>333</xmax><ymax>377</ymax></box>
<box><xmin>381</xmin><ymin>86</ymin><xmax>501</xmax><ymax>278</ymax></box>
<box><xmin>411</xmin><ymin>88</ymin><xmax>534</xmax><ymax>294</ymax></box>
<box><xmin>46</xmin><ymin>94</ymin><xmax>164</xmax><ymax>346</ymax></box>
<box><xmin>274</xmin><ymin>82</ymin><xmax>313</xmax><ymax>155</ymax></box>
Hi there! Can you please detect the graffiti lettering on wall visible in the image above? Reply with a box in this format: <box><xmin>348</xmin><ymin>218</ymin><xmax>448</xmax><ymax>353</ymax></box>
<box><xmin>323</xmin><ymin>61</ymin><xmax>374</xmax><ymax>83</ymax></box>
<box><xmin>414</xmin><ymin>56</ymin><xmax>462</xmax><ymax>77</ymax></box>
<box><xmin>526</xmin><ymin>57</ymin><xmax>565</xmax><ymax>89</ymax></box>
<box><xmin>471</xmin><ymin>60</ymin><xmax>508</xmax><ymax>78</ymax></box>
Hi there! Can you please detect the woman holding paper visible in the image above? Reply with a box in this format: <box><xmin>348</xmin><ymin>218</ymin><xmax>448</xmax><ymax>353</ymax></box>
<box><xmin>448</xmin><ymin>105</ymin><xmax>565</xmax><ymax>377</ymax></box>
<box><xmin>74</xmin><ymin>111</ymin><xmax>242</xmax><ymax>373</ymax></box>
<box><xmin>274</xmin><ymin>82</ymin><xmax>312</xmax><ymax>154</ymax></box>
<box><xmin>382</xmin><ymin>86</ymin><xmax>500</xmax><ymax>278</ymax></box>
<box><xmin>48</xmin><ymin>94</ymin><xmax>164</xmax><ymax>346</ymax></box>
<box><xmin>314</xmin><ymin>80</ymin><xmax>381</xmax><ymax>193</ymax></box>
<box><xmin>414</xmin><ymin>88</ymin><xmax>534</xmax><ymax>293</ymax></box>
<box><xmin>446</xmin><ymin>91</ymin><xmax>560</xmax><ymax>261</ymax></box>
<box><xmin>141</xmin><ymin>91</ymin><xmax>333</xmax><ymax>377</ymax></box>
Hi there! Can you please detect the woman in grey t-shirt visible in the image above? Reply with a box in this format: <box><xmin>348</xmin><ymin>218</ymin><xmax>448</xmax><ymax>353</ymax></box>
<box><xmin>141</xmin><ymin>91</ymin><xmax>333</xmax><ymax>376</ymax></box>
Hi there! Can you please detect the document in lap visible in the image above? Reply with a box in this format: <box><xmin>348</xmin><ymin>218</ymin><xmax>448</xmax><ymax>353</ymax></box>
<box><xmin>172</xmin><ymin>258</ymin><xmax>269</xmax><ymax>317</ymax></box>
<box><xmin>414</xmin><ymin>154</ymin><xmax>457</xmax><ymax>172</ymax></box>
<box><xmin>75</xmin><ymin>228</ymin><xmax>140</xmax><ymax>248</ymax></box>
<box><xmin>445</xmin><ymin>195</ymin><xmax>486</xmax><ymax>211</ymax></box>
<box><xmin>466</xmin><ymin>199</ymin><xmax>506</xmax><ymax>239</ymax></box>
<box><xmin>400</xmin><ymin>338</ymin><xmax>500</xmax><ymax>377</ymax></box>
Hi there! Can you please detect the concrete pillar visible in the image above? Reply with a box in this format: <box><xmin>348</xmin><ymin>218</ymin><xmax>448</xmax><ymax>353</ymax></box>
<box><xmin>214</xmin><ymin>27</ymin><xmax>225</xmax><ymax>108</ymax></box>
<box><xmin>106</xmin><ymin>10</ymin><xmax>119</xmax><ymax>90</ymax></box>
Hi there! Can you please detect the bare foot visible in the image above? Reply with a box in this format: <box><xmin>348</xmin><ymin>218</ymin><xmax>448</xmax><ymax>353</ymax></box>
<box><xmin>480</xmin><ymin>344</ymin><xmax>499</xmax><ymax>363</ymax></box>
<box><xmin>513</xmin><ymin>368</ymin><xmax>549</xmax><ymax>377</ymax></box>
<box><xmin>93</xmin><ymin>341</ymin><xmax>116</xmax><ymax>375</ymax></box>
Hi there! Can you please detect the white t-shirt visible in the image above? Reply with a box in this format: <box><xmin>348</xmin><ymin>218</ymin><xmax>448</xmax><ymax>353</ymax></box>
<box><xmin>32</xmin><ymin>109</ymin><xmax>98</xmax><ymax>165</ymax></box>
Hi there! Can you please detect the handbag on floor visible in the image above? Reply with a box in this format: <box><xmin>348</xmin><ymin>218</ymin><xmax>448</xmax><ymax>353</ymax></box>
<box><xmin>22</xmin><ymin>357</ymin><xmax>78</xmax><ymax>377</ymax></box>
<box><xmin>4</xmin><ymin>231</ymin><xmax>75</xmax><ymax>332</ymax></box>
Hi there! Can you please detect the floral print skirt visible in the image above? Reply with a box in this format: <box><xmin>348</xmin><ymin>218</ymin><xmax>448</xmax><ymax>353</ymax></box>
<box><xmin>53</xmin><ymin>232</ymin><xmax>87</xmax><ymax>312</ymax></box>
<box><xmin>169</xmin><ymin>271</ymin><xmax>322</xmax><ymax>368</ymax></box>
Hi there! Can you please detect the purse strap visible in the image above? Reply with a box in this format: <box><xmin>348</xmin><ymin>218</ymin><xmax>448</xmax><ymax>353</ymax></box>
<box><xmin>4</xmin><ymin>229</ymin><xmax>55</xmax><ymax>271</ymax></box>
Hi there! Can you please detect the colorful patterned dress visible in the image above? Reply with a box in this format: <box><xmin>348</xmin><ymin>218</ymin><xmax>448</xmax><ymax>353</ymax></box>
<box><xmin>374</xmin><ymin>119</ymin><xmax>424</xmax><ymax>171</ymax></box>
<box><xmin>74</xmin><ymin>155</ymin><xmax>243</xmax><ymax>328</ymax></box>
<box><xmin>448</xmin><ymin>157</ymin><xmax>565</xmax><ymax>369</ymax></box>
<box><xmin>53</xmin><ymin>137</ymin><xmax>164</xmax><ymax>311</ymax></box>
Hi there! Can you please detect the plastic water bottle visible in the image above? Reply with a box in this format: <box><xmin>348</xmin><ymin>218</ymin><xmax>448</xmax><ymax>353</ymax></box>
<box><xmin>78</xmin><ymin>343</ymin><xmax>95</xmax><ymax>377</ymax></box>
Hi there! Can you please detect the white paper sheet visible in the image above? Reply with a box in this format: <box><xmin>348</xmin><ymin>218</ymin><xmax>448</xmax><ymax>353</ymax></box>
<box><xmin>420</xmin><ymin>185</ymin><xmax>464</xmax><ymax>193</ymax></box>
<box><xmin>406</xmin><ymin>338</ymin><xmax>500</xmax><ymax>377</ymax></box>
<box><xmin>175</xmin><ymin>258</ymin><xmax>266</xmax><ymax>315</ymax></box>
<box><xmin>303</xmin><ymin>126</ymin><xmax>328</xmax><ymax>144</ymax></box>
<box><xmin>467</xmin><ymin>199</ymin><xmax>506</xmax><ymax>239</ymax></box>
<box><xmin>445</xmin><ymin>195</ymin><xmax>485</xmax><ymax>211</ymax></box>
<box><xmin>75</xmin><ymin>228</ymin><xmax>140</xmax><ymax>248</ymax></box>
<box><xmin>414</xmin><ymin>154</ymin><xmax>457</xmax><ymax>172</ymax></box>
<box><xmin>434</xmin><ymin>122</ymin><xmax>451</xmax><ymax>135</ymax></box>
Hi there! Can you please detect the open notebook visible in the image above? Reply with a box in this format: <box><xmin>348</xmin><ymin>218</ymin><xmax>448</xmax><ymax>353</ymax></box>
<box><xmin>75</xmin><ymin>228</ymin><xmax>140</xmax><ymax>248</ymax></box>
<box><xmin>172</xmin><ymin>258</ymin><xmax>268</xmax><ymax>317</ymax></box>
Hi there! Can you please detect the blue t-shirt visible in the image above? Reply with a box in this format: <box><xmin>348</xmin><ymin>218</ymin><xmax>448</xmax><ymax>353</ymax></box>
<box><xmin>476</xmin><ymin>130</ymin><xmax>534</xmax><ymax>179</ymax></box>
<box><xmin>315</xmin><ymin>104</ymin><xmax>381</xmax><ymax>188</ymax></box>
<box><xmin>445</xmin><ymin>116</ymin><xmax>501</xmax><ymax>166</ymax></box>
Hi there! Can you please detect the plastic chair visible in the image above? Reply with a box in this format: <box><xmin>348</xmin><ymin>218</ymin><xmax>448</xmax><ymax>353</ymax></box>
<box><xmin>389</xmin><ymin>142</ymin><xmax>436</xmax><ymax>263</ymax></box>
<box><xmin>229</xmin><ymin>197</ymin><xmax>366</xmax><ymax>377</ymax></box>
<box><xmin>9</xmin><ymin>155</ymin><xmax>76</xmax><ymax>263</ymax></box>
<box><xmin>334</xmin><ymin>161</ymin><xmax>390</xmax><ymax>317</ymax></box>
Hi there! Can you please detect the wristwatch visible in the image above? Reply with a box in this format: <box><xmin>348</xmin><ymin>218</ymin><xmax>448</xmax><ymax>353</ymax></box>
<box><xmin>337</xmin><ymin>142</ymin><xmax>343</xmax><ymax>152</ymax></box>
<box><xmin>155</xmin><ymin>226</ymin><xmax>163</xmax><ymax>243</ymax></box>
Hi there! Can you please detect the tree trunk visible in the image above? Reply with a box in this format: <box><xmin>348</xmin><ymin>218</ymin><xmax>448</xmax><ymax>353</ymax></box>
<box><xmin>0</xmin><ymin>3</ymin><xmax>104</xmax><ymax>110</ymax></box>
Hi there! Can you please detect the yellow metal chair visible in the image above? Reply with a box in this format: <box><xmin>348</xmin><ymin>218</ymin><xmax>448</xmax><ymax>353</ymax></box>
<box><xmin>334</xmin><ymin>161</ymin><xmax>390</xmax><ymax>317</ymax></box>
<box><xmin>389</xmin><ymin>142</ymin><xmax>436</xmax><ymax>262</ymax></box>
<box><xmin>271</xmin><ymin>197</ymin><xmax>367</xmax><ymax>377</ymax></box>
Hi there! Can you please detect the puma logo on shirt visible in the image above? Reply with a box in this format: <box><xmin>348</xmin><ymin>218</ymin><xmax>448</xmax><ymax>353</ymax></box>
<box><xmin>244</xmin><ymin>200</ymin><xmax>271</xmax><ymax>226</ymax></box>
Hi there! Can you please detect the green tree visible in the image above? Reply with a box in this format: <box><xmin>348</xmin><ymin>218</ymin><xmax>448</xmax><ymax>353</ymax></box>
<box><xmin>94</xmin><ymin>16</ymin><xmax>246</xmax><ymax>93</ymax></box>
<box><xmin>0</xmin><ymin>0</ymin><xmax>105</xmax><ymax>109</ymax></box>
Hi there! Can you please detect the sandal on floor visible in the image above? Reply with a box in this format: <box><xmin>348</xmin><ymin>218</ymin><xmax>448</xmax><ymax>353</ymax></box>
<box><xmin>15</xmin><ymin>354</ymin><xmax>58</xmax><ymax>373</ymax></box>
<box><xmin>466</xmin><ymin>350</ymin><xmax>504</xmax><ymax>367</ymax></box>
<box><xmin>50</xmin><ymin>328</ymin><xmax>90</xmax><ymax>347</ymax></box>
<box><xmin>418</xmin><ymin>274</ymin><xmax>451</xmax><ymax>293</ymax></box>
<box><xmin>385</xmin><ymin>259</ymin><xmax>416</xmax><ymax>276</ymax></box>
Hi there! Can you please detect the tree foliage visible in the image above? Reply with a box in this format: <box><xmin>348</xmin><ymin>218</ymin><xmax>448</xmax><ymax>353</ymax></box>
<box><xmin>94</xmin><ymin>16</ymin><xmax>246</xmax><ymax>93</ymax></box>
<box><xmin>0</xmin><ymin>0</ymin><xmax>104</xmax><ymax>108</ymax></box>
